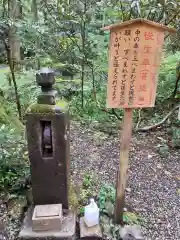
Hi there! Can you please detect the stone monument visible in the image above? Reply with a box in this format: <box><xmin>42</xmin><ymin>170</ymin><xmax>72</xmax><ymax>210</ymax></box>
<box><xmin>19</xmin><ymin>68</ymin><xmax>76</xmax><ymax>239</ymax></box>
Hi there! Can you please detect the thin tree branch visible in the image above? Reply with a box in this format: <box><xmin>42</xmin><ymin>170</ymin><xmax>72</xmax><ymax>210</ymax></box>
<box><xmin>166</xmin><ymin>10</ymin><xmax>180</xmax><ymax>25</ymax></box>
<box><xmin>156</xmin><ymin>10</ymin><xmax>164</xmax><ymax>23</ymax></box>
<box><xmin>136</xmin><ymin>105</ymin><xmax>179</xmax><ymax>132</ymax></box>
<box><xmin>165</xmin><ymin>33</ymin><xmax>170</xmax><ymax>40</ymax></box>
<box><xmin>3</xmin><ymin>36</ymin><xmax>22</xmax><ymax>120</ymax></box>
<box><xmin>44</xmin><ymin>2</ymin><xmax>82</xmax><ymax>53</ymax></box>
<box><xmin>100</xmin><ymin>108</ymin><xmax>122</xmax><ymax>120</ymax></box>
<box><xmin>119</xmin><ymin>1</ymin><xmax>125</xmax><ymax>21</ymax></box>
<box><xmin>172</xmin><ymin>71</ymin><xmax>180</xmax><ymax>98</ymax></box>
<box><xmin>136</xmin><ymin>108</ymin><xmax>142</xmax><ymax>130</ymax></box>
<box><xmin>146</xmin><ymin>9</ymin><xmax>152</xmax><ymax>20</ymax></box>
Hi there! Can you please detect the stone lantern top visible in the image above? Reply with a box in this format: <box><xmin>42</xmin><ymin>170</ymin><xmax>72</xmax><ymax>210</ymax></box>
<box><xmin>36</xmin><ymin>68</ymin><xmax>57</xmax><ymax>105</ymax></box>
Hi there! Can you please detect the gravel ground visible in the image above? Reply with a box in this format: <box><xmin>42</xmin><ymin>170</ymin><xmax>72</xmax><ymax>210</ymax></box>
<box><xmin>70</xmin><ymin>122</ymin><xmax>180</xmax><ymax>240</ymax></box>
<box><xmin>0</xmin><ymin>121</ymin><xmax>179</xmax><ymax>240</ymax></box>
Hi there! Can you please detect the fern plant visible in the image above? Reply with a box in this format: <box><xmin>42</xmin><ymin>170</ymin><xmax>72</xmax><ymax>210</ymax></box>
<box><xmin>0</xmin><ymin>96</ymin><xmax>24</xmax><ymax>132</ymax></box>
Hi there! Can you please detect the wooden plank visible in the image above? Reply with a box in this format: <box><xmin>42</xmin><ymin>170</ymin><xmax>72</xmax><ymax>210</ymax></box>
<box><xmin>115</xmin><ymin>108</ymin><xmax>133</xmax><ymax>223</ymax></box>
<box><xmin>101</xmin><ymin>18</ymin><xmax>177</xmax><ymax>33</ymax></box>
<box><xmin>106</xmin><ymin>24</ymin><xmax>165</xmax><ymax>109</ymax></box>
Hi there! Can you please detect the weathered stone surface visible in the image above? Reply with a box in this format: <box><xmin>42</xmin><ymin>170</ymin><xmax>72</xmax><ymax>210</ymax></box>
<box><xmin>36</xmin><ymin>68</ymin><xmax>57</xmax><ymax>105</ymax></box>
<box><xmin>25</xmin><ymin>108</ymin><xmax>70</xmax><ymax>209</ymax></box>
<box><xmin>19</xmin><ymin>207</ymin><xmax>76</xmax><ymax>240</ymax></box>
<box><xmin>80</xmin><ymin>217</ymin><xmax>102</xmax><ymax>239</ymax></box>
<box><xmin>119</xmin><ymin>225</ymin><xmax>144</xmax><ymax>240</ymax></box>
<box><xmin>32</xmin><ymin>204</ymin><xmax>62</xmax><ymax>232</ymax></box>
<box><xmin>25</xmin><ymin>68</ymin><xmax>70</xmax><ymax>210</ymax></box>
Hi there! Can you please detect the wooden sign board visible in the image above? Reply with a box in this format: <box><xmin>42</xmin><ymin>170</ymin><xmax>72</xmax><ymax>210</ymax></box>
<box><xmin>103</xmin><ymin>19</ymin><xmax>176</xmax><ymax>108</ymax></box>
<box><xmin>102</xmin><ymin>19</ymin><xmax>176</xmax><ymax>224</ymax></box>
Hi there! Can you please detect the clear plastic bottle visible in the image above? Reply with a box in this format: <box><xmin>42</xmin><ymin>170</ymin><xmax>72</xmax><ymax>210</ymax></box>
<box><xmin>84</xmin><ymin>198</ymin><xmax>99</xmax><ymax>227</ymax></box>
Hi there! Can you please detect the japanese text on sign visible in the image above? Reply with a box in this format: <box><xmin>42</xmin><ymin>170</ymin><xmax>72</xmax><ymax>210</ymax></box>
<box><xmin>107</xmin><ymin>24</ymin><xmax>165</xmax><ymax>108</ymax></box>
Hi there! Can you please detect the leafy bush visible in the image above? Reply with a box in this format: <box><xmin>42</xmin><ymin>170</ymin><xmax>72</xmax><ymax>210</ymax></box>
<box><xmin>0</xmin><ymin>124</ymin><xmax>29</xmax><ymax>193</ymax></box>
<box><xmin>70</xmin><ymin>88</ymin><xmax>106</xmax><ymax>122</ymax></box>
<box><xmin>157</xmin><ymin>52</ymin><xmax>180</xmax><ymax>102</ymax></box>
<box><xmin>98</xmin><ymin>184</ymin><xmax>115</xmax><ymax>213</ymax></box>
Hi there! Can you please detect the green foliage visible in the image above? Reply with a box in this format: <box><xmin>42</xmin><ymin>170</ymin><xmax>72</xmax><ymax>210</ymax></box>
<box><xmin>172</xmin><ymin>127</ymin><xmax>180</xmax><ymax>148</ymax></box>
<box><xmin>0</xmin><ymin>0</ymin><xmax>179</xmax><ymax>205</ymax></box>
<box><xmin>68</xmin><ymin>180</ymin><xmax>79</xmax><ymax>210</ymax></box>
<box><xmin>123</xmin><ymin>212</ymin><xmax>142</xmax><ymax>225</ymax></box>
<box><xmin>158</xmin><ymin>144</ymin><xmax>169</xmax><ymax>157</ymax></box>
<box><xmin>0</xmin><ymin>124</ymin><xmax>29</xmax><ymax>193</ymax></box>
<box><xmin>0</xmin><ymin>70</ymin><xmax>33</xmax><ymax>194</ymax></box>
<box><xmin>99</xmin><ymin>184</ymin><xmax>144</xmax><ymax>240</ymax></box>
<box><xmin>83</xmin><ymin>172</ymin><xmax>95</xmax><ymax>188</ymax></box>
<box><xmin>100</xmin><ymin>215</ymin><xmax>122</xmax><ymax>240</ymax></box>
<box><xmin>98</xmin><ymin>184</ymin><xmax>116</xmax><ymax>213</ymax></box>
<box><xmin>157</xmin><ymin>52</ymin><xmax>180</xmax><ymax>102</ymax></box>
<box><xmin>76</xmin><ymin>172</ymin><xmax>99</xmax><ymax>216</ymax></box>
<box><xmin>79</xmin><ymin>207</ymin><xmax>84</xmax><ymax>215</ymax></box>
<box><xmin>0</xmin><ymin>96</ymin><xmax>23</xmax><ymax>131</ymax></box>
<box><xmin>101</xmin><ymin>212</ymin><xmax>143</xmax><ymax>240</ymax></box>
<box><xmin>70</xmin><ymin>88</ymin><xmax>122</xmax><ymax>124</ymax></box>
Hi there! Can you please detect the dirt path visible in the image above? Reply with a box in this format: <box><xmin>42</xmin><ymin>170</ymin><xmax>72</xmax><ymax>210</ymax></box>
<box><xmin>0</xmin><ymin>121</ymin><xmax>179</xmax><ymax>240</ymax></box>
<box><xmin>70</xmin><ymin>122</ymin><xmax>180</xmax><ymax>240</ymax></box>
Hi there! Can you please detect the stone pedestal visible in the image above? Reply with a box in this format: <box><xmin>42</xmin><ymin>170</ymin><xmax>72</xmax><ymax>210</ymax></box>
<box><xmin>24</xmin><ymin>69</ymin><xmax>70</xmax><ymax>210</ymax></box>
<box><xmin>25</xmin><ymin>104</ymin><xmax>70</xmax><ymax>209</ymax></box>
<box><xmin>79</xmin><ymin>217</ymin><xmax>102</xmax><ymax>240</ymax></box>
<box><xmin>19</xmin><ymin>207</ymin><xmax>76</xmax><ymax>240</ymax></box>
<box><xmin>19</xmin><ymin>69</ymin><xmax>76</xmax><ymax>239</ymax></box>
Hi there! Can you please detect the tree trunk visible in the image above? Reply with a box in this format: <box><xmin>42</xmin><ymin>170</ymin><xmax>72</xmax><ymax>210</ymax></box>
<box><xmin>2</xmin><ymin>0</ymin><xmax>7</xmax><ymax>18</ymax></box>
<box><xmin>3</xmin><ymin>38</ymin><xmax>22</xmax><ymax>120</ymax></box>
<box><xmin>172</xmin><ymin>72</ymin><xmax>180</xmax><ymax>98</ymax></box>
<box><xmin>81</xmin><ymin>20</ymin><xmax>86</xmax><ymax>108</ymax></box>
<box><xmin>91</xmin><ymin>65</ymin><xmax>96</xmax><ymax>102</ymax></box>
<box><xmin>32</xmin><ymin>0</ymin><xmax>40</xmax><ymax>69</ymax></box>
<box><xmin>41</xmin><ymin>0</ymin><xmax>48</xmax><ymax>22</ymax></box>
<box><xmin>8</xmin><ymin>0</ymin><xmax>21</xmax><ymax>69</ymax></box>
<box><xmin>80</xmin><ymin>0</ymin><xmax>88</xmax><ymax>109</ymax></box>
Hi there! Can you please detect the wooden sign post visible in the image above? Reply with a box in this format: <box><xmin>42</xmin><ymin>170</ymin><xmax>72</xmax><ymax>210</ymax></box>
<box><xmin>102</xmin><ymin>19</ymin><xmax>176</xmax><ymax>223</ymax></box>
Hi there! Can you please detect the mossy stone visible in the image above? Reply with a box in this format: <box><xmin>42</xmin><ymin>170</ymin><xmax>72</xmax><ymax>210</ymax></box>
<box><xmin>26</xmin><ymin>100</ymin><xmax>69</xmax><ymax>115</ymax></box>
<box><xmin>56</xmin><ymin>99</ymin><xmax>68</xmax><ymax>109</ymax></box>
<box><xmin>69</xmin><ymin>181</ymin><xmax>79</xmax><ymax>211</ymax></box>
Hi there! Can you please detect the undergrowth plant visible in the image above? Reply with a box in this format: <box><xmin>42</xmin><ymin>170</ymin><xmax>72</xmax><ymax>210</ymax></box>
<box><xmin>172</xmin><ymin>127</ymin><xmax>180</xmax><ymax>148</ymax></box>
<box><xmin>0</xmin><ymin>124</ymin><xmax>29</xmax><ymax>194</ymax></box>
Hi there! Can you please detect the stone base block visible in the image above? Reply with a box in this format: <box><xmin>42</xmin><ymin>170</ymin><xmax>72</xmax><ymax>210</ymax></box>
<box><xmin>32</xmin><ymin>204</ymin><xmax>62</xmax><ymax>231</ymax></box>
<box><xmin>80</xmin><ymin>217</ymin><xmax>102</xmax><ymax>239</ymax></box>
<box><xmin>19</xmin><ymin>206</ymin><xmax>76</xmax><ymax>240</ymax></box>
<box><xmin>119</xmin><ymin>225</ymin><xmax>144</xmax><ymax>240</ymax></box>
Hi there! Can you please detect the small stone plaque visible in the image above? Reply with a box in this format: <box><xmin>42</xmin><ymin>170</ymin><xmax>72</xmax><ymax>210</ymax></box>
<box><xmin>35</xmin><ymin>204</ymin><xmax>60</xmax><ymax>218</ymax></box>
<box><xmin>32</xmin><ymin>204</ymin><xmax>62</xmax><ymax>232</ymax></box>
<box><xmin>80</xmin><ymin>217</ymin><xmax>102</xmax><ymax>239</ymax></box>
